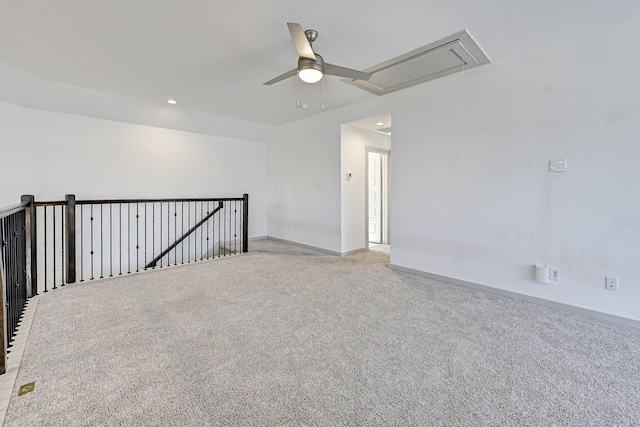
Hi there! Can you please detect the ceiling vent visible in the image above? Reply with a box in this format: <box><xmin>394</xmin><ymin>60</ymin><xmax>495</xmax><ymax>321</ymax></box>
<box><xmin>376</xmin><ymin>127</ymin><xmax>392</xmax><ymax>135</ymax></box>
<box><xmin>345</xmin><ymin>30</ymin><xmax>490</xmax><ymax>96</ymax></box>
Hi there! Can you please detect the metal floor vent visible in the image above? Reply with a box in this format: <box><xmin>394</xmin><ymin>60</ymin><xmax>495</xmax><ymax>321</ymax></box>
<box><xmin>346</xmin><ymin>30</ymin><xmax>490</xmax><ymax>96</ymax></box>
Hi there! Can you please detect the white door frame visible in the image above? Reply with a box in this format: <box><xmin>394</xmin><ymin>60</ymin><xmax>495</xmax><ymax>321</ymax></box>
<box><xmin>365</xmin><ymin>147</ymin><xmax>390</xmax><ymax>248</ymax></box>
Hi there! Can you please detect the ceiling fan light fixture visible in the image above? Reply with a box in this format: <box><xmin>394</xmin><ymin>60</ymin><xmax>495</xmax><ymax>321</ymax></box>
<box><xmin>298</xmin><ymin>55</ymin><xmax>324</xmax><ymax>84</ymax></box>
<box><xmin>299</xmin><ymin>68</ymin><xmax>323</xmax><ymax>83</ymax></box>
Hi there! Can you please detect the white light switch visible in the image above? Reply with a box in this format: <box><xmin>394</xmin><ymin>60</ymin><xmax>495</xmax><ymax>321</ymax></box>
<box><xmin>549</xmin><ymin>159</ymin><xmax>567</xmax><ymax>172</ymax></box>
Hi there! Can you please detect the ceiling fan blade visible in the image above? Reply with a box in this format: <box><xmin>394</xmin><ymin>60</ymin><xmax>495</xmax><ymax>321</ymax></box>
<box><xmin>263</xmin><ymin>68</ymin><xmax>297</xmax><ymax>85</ymax></box>
<box><xmin>325</xmin><ymin>63</ymin><xmax>372</xmax><ymax>81</ymax></box>
<box><xmin>287</xmin><ymin>23</ymin><xmax>316</xmax><ymax>60</ymax></box>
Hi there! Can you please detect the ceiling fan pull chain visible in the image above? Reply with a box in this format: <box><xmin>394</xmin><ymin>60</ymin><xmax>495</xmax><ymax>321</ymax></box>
<box><xmin>296</xmin><ymin>74</ymin><xmax>300</xmax><ymax>108</ymax></box>
<box><xmin>322</xmin><ymin>75</ymin><xmax>325</xmax><ymax>110</ymax></box>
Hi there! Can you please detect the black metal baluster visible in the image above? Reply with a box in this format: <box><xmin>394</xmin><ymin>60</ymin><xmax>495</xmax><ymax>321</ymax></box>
<box><xmin>214</xmin><ymin>201</ymin><xmax>218</xmax><ymax>257</ymax></box>
<box><xmin>3</xmin><ymin>217</ymin><xmax>10</xmax><ymax>342</ymax></box>
<box><xmin>223</xmin><ymin>202</ymin><xmax>227</xmax><ymax>257</ymax></box>
<box><xmin>181</xmin><ymin>202</ymin><xmax>184</xmax><ymax>264</ymax></box>
<box><xmin>167</xmin><ymin>201</ymin><xmax>170</xmax><ymax>266</ymax></box>
<box><xmin>5</xmin><ymin>216</ymin><xmax>13</xmax><ymax>344</ymax></box>
<box><xmin>1</xmin><ymin>219</ymin><xmax>7</xmax><ymax>339</ymax></box>
<box><xmin>43</xmin><ymin>206</ymin><xmax>48</xmax><ymax>291</ymax></box>
<box><xmin>136</xmin><ymin>203</ymin><xmax>140</xmax><ymax>272</ymax></box>
<box><xmin>187</xmin><ymin>202</ymin><xmax>191</xmax><ymax>263</ymax></box>
<box><xmin>100</xmin><ymin>204</ymin><xmax>104</xmax><ymax>279</ymax></box>
<box><xmin>119</xmin><ymin>203</ymin><xmax>122</xmax><ymax>275</ymax></box>
<box><xmin>10</xmin><ymin>215</ymin><xmax>16</xmax><ymax>340</ymax></box>
<box><xmin>80</xmin><ymin>205</ymin><xmax>84</xmax><ymax>282</ymax></box>
<box><xmin>7</xmin><ymin>216</ymin><xmax>13</xmax><ymax>344</ymax></box>
<box><xmin>109</xmin><ymin>204</ymin><xmax>113</xmax><ymax>277</ymax></box>
<box><xmin>127</xmin><ymin>203</ymin><xmax>131</xmax><ymax>274</ymax></box>
<box><xmin>152</xmin><ymin>202</ymin><xmax>155</xmax><ymax>269</ymax></box>
<box><xmin>90</xmin><ymin>204</ymin><xmax>94</xmax><ymax>280</ymax></box>
<box><xmin>144</xmin><ymin>203</ymin><xmax>148</xmax><ymax>270</ymax></box>
<box><xmin>218</xmin><ymin>201</ymin><xmax>221</xmax><ymax>258</ymax></box>
<box><xmin>53</xmin><ymin>205</ymin><xmax>57</xmax><ymax>289</ymax></box>
<box><xmin>158</xmin><ymin>202</ymin><xmax>162</xmax><ymax>268</ymax></box>
<box><xmin>62</xmin><ymin>204</ymin><xmax>66</xmax><ymax>284</ymax></box>
<box><xmin>206</xmin><ymin>201</ymin><xmax>210</xmax><ymax>260</ymax></box>
<box><xmin>198</xmin><ymin>201</ymin><xmax>203</xmax><ymax>261</ymax></box>
<box><xmin>234</xmin><ymin>200</ymin><xmax>238</xmax><ymax>255</ymax></box>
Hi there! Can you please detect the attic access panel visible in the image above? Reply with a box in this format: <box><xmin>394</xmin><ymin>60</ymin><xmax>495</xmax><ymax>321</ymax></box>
<box><xmin>345</xmin><ymin>30</ymin><xmax>490</xmax><ymax>95</ymax></box>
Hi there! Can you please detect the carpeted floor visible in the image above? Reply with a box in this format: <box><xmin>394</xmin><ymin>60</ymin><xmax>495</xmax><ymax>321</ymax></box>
<box><xmin>4</xmin><ymin>239</ymin><xmax>640</xmax><ymax>426</ymax></box>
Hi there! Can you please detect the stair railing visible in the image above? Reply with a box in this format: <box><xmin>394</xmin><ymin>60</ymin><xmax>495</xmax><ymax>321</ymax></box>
<box><xmin>0</xmin><ymin>200</ymin><xmax>33</xmax><ymax>374</ymax></box>
<box><xmin>29</xmin><ymin>194</ymin><xmax>248</xmax><ymax>294</ymax></box>
<box><xmin>0</xmin><ymin>193</ymin><xmax>248</xmax><ymax>372</ymax></box>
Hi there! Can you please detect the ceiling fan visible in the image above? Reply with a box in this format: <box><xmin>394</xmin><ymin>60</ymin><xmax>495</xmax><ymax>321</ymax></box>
<box><xmin>264</xmin><ymin>23</ymin><xmax>372</xmax><ymax>86</ymax></box>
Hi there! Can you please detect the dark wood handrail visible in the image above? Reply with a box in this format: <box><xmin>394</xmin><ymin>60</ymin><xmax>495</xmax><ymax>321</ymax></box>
<box><xmin>0</xmin><ymin>202</ymin><xmax>28</xmax><ymax>219</ymax></box>
<box><xmin>145</xmin><ymin>202</ymin><xmax>224</xmax><ymax>269</ymax></box>
<box><xmin>34</xmin><ymin>197</ymin><xmax>243</xmax><ymax>206</ymax></box>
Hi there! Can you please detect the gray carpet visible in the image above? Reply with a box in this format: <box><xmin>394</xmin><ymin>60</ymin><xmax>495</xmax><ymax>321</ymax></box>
<box><xmin>4</xmin><ymin>239</ymin><xmax>640</xmax><ymax>426</ymax></box>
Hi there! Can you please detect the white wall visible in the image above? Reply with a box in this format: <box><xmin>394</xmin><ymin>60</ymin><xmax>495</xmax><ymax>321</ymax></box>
<box><xmin>267</xmin><ymin>118</ymin><xmax>343</xmax><ymax>252</ymax></box>
<box><xmin>269</xmin><ymin>18</ymin><xmax>640</xmax><ymax>320</ymax></box>
<box><xmin>0</xmin><ymin>100</ymin><xmax>268</xmax><ymax>238</ymax></box>
<box><xmin>340</xmin><ymin>125</ymin><xmax>391</xmax><ymax>253</ymax></box>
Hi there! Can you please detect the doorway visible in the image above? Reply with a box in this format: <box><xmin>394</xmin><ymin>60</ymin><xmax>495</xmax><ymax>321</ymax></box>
<box><xmin>366</xmin><ymin>148</ymin><xmax>390</xmax><ymax>249</ymax></box>
<box><xmin>340</xmin><ymin>113</ymin><xmax>391</xmax><ymax>255</ymax></box>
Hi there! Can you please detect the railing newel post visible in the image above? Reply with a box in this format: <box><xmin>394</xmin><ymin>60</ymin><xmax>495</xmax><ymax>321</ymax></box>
<box><xmin>65</xmin><ymin>195</ymin><xmax>76</xmax><ymax>284</ymax></box>
<box><xmin>242</xmin><ymin>194</ymin><xmax>249</xmax><ymax>253</ymax></box>
<box><xmin>20</xmin><ymin>195</ymin><xmax>37</xmax><ymax>297</ymax></box>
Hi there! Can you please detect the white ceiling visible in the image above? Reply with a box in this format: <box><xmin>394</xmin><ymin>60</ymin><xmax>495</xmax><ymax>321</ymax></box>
<box><xmin>1</xmin><ymin>1</ymin><xmax>639</xmax><ymax>127</ymax></box>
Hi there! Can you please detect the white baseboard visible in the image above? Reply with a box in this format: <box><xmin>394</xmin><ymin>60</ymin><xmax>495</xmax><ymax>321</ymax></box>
<box><xmin>265</xmin><ymin>237</ymin><xmax>368</xmax><ymax>257</ymax></box>
<box><xmin>389</xmin><ymin>264</ymin><xmax>640</xmax><ymax>330</ymax></box>
<box><xmin>265</xmin><ymin>237</ymin><xmax>344</xmax><ymax>256</ymax></box>
<box><xmin>340</xmin><ymin>247</ymin><xmax>368</xmax><ymax>256</ymax></box>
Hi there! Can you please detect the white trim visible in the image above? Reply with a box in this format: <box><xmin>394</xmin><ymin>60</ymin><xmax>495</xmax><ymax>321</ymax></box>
<box><xmin>266</xmin><ymin>237</ymin><xmax>342</xmax><ymax>256</ymax></box>
<box><xmin>266</xmin><ymin>237</ymin><xmax>367</xmax><ymax>257</ymax></box>
<box><xmin>341</xmin><ymin>248</ymin><xmax>368</xmax><ymax>257</ymax></box>
<box><xmin>389</xmin><ymin>264</ymin><xmax>640</xmax><ymax>330</ymax></box>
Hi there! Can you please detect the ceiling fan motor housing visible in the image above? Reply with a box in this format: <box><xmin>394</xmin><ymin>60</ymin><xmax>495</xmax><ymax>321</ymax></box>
<box><xmin>298</xmin><ymin>53</ymin><xmax>324</xmax><ymax>73</ymax></box>
<box><xmin>304</xmin><ymin>29</ymin><xmax>318</xmax><ymax>45</ymax></box>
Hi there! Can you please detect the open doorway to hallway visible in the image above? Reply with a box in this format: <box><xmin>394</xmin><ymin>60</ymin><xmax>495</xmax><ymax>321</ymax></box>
<box><xmin>340</xmin><ymin>113</ymin><xmax>391</xmax><ymax>256</ymax></box>
<box><xmin>366</xmin><ymin>148</ymin><xmax>390</xmax><ymax>251</ymax></box>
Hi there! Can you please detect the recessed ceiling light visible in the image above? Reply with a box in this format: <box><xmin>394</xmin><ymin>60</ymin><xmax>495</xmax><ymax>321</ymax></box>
<box><xmin>376</xmin><ymin>122</ymin><xmax>384</xmax><ymax>126</ymax></box>
<box><xmin>167</xmin><ymin>99</ymin><xmax>177</xmax><ymax>105</ymax></box>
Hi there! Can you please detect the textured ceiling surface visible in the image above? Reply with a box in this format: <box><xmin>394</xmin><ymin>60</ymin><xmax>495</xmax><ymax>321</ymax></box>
<box><xmin>1</xmin><ymin>0</ymin><xmax>639</xmax><ymax>126</ymax></box>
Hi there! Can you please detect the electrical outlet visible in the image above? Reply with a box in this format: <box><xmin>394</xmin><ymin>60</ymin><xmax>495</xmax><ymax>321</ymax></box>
<box><xmin>605</xmin><ymin>277</ymin><xmax>618</xmax><ymax>291</ymax></box>
<box><xmin>549</xmin><ymin>269</ymin><xmax>560</xmax><ymax>281</ymax></box>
